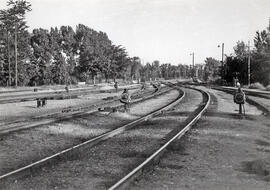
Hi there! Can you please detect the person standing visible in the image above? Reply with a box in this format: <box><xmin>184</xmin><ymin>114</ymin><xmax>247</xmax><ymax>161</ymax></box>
<box><xmin>120</xmin><ymin>89</ymin><xmax>131</xmax><ymax>112</ymax></box>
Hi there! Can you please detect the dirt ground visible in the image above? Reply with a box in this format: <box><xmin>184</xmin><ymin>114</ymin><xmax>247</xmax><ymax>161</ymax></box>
<box><xmin>131</xmin><ymin>86</ymin><xmax>270</xmax><ymax>190</ymax></box>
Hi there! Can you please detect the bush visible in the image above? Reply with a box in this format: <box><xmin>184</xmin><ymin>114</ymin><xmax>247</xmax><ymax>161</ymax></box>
<box><xmin>249</xmin><ymin>82</ymin><xmax>265</xmax><ymax>90</ymax></box>
<box><xmin>70</xmin><ymin>76</ymin><xmax>79</xmax><ymax>85</ymax></box>
<box><xmin>266</xmin><ymin>85</ymin><xmax>270</xmax><ymax>91</ymax></box>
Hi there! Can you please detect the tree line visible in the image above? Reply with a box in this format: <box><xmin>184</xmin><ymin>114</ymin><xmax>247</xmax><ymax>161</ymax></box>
<box><xmin>0</xmin><ymin>0</ymin><xmax>196</xmax><ymax>87</ymax></box>
<box><xmin>3</xmin><ymin>1</ymin><xmax>267</xmax><ymax>87</ymax></box>
<box><xmin>204</xmin><ymin>25</ymin><xmax>270</xmax><ymax>87</ymax></box>
<box><xmin>224</xmin><ymin>28</ymin><xmax>270</xmax><ymax>86</ymax></box>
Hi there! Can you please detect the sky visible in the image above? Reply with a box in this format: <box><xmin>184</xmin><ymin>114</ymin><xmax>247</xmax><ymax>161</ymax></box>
<box><xmin>1</xmin><ymin>0</ymin><xmax>270</xmax><ymax>65</ymax></box>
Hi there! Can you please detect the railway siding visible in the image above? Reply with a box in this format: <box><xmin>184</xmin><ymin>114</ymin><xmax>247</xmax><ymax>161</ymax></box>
<box><xmin>130</xmin><ymin>85</ymin><xmax>270</xmax><ymax>190</ymax></box>
<box><xmin>0</xmin><ymin>87</ymin><xmax>180</xmax><ymax>188</ymax></box>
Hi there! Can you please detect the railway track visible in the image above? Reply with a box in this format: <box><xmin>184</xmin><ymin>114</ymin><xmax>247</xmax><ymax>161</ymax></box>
<box><xmin>178</xmin><ymin>81</ymin><xmax>270</xmax><ymax>115</ymax></box>
<box><xmin>0</xmin><ymin>85</ymin><xmax>141</xmax><ymax>104</ymax></box>
<box><xmin>179</xmin><ymin>81</ymin><xmax>270</xmax><ymax>99</ymax></box>
<box><xmin>0</xmin><ymin>86</ymin><xmax>162</xmax><ymax>136</ymax></box>
<box><xmin>213</xmin><ymin>86</ymin><xmax>270</xmax><ymax>100</ymax></box>
<box><xmin>108</xmin><ymin>85</ymin><xmax>210</xmax><ymax>189</ymax></box>
<box><xmin>210</xmin><ymin>86</ymin><xmax>270</xmax><ymax>116</ymax></box>
<box><xmin>0</xmin><ymin>84</ymin><xmax>181</xmax><ymax>184</ymax></box>
<box><xmin>0</xmin><ymin>84</ymin><xmax>210</xmax><ymax>190</ymax></box>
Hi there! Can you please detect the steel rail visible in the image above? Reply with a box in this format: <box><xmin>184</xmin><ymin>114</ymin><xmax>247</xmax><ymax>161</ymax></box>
<box><xmin>179</xmin><ymin>81</ymin><xmax>270</xmax><ymax>99</ymax></box>
<box><xmin>213</xmin><ymin>86</ymin><xmax>270</xmax><ymax>100</ymax></box>
<box><xmin>211</xmin><ymin>86</ymin><xmax>270</xmax><ymax>116</ymax></box>
<box><xmin>0</xmin><ymin>85</ymin><xmax>141</xmax><ymax>104</ymax></box>
<box><xmin>0</xmin><ymin>87</ymin><xmax>163</xmax><ymax>136</ymax></box>
<box><xmin>108</xmin><ymin>86</ymin><xmax>210</xmax><ymax>190</ymax></box>
<box><xmin>0</xmin><ymin>84</ymin><xmax>184</xmax><ymax>180</ymax></box>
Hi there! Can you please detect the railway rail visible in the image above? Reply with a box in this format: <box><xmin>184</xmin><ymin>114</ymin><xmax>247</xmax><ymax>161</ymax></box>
<box><xmin>108</xmin><ymin>84</ymin><xmax>210</xmax><ymax>189</ymax></box>
<box><xmin>0</xmin><ymin>85</ymin><xmax>141</xmax><ymax>104</ymax></box>
<box><xmin>179</xmin><ymin>81</ymin><xmax>270</xmax><ymax>115</ymax></box>
<box><xmin>214</xmin><ymin>86</ymin><xmax>270</xmax><ymax>99</ymax></box>
<box><xmin>0</xmin><ymin>85</ymin><xmax>162</xmax><ymax>136</ymax></box>
<box><xmin>210</xmin><ymin>86</ymin><xmax>270</xmax><ymax>115</ymax></box>
<box><xmin>0</xmin><ymin>84</ymin><xmax>212</xmax><ymax>190</ymax></box>
<box><xmin>179</xmin><ymin>81</ymin><xmax>270</xmax><ymax>99</ymax></box>
<box><xmin>0</xmin><ymin>83</ymin><xmax>182</xmax><ymax>182</ymax></box>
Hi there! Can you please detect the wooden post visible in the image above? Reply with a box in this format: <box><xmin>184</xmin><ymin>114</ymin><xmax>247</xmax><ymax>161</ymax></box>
<box><xmin>14</xmin><ymin>24</ymin><xmax>18</xmax><ymax>87</ymax></box>
<box><xmin>7</xmin><ymin>30</ymin><xmax>11</xmax><ymax>86</ymax></box>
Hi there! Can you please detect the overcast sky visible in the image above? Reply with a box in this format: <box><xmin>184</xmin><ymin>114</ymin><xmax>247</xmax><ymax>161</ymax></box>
<box><xmin>1</xmin><ymin>0</ymin><xmax>270</xmax><ymax>65</ymax></box>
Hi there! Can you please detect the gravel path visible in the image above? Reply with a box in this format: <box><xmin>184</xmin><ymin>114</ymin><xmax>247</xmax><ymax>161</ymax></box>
<box><xmin>130</xmin><ymin>86</ymin><xmax>270</xmax><ymax>190</ymax></box>
<box><xmin>0</xmin><ymin>89</ymin><xmax>179</xmax><ymax>190</ymax></box>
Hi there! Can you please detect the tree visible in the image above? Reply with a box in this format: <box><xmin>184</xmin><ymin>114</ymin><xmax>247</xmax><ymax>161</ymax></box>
<box><xmin>151</xmin><ymin>60</ymin><xmax>161</xmax><ymax>80</ymax></box>
<box><xmin>130</xmin><ymin>57</ymin><xmax>142</xmax><ymax>81</ymax></box>
<box><xmin>252</xmin><ymin>29</ymin><xmax>270</xmax><ymax>85</ymax></box>
<box><xmin>30</xmin><ymin>28</ymin><xmax>52</xmax><ymax>85</ymax></box>
<box><xmin>75</xmin><ymin>24</ymin><xmax>104</xmax><ymax>83</ymax></box>
<box><xmin>204</xmin><ymin>57</ymin><xmax>221</xmax><ymax>82</ymax></box>
<box><xmin>108</xmin><ymin>45</ymin><xmax>128</xmax><ymax>81</ymax></box>
<box><xmin>233</xmin><ymin>41</ymin><xmax>249</xmax><ymax>60</ymax></box>
<box><xmin>0</xmin><ymin>0</ymin><xmax>31</xmax><ymax>86</ymax></box>
<box><xmin>254</xmin><ymin>30</ymin><xmax>270</xmax><ymax>53</ymax></box>
<box><xmin>224</xmin><ymin>56</ymin><xmax>248</xmax><ymax>85</ymax></box>
<box><xmin>0</xmin><ymin>1</ymin><xmax>145</xmax><ymax>86</ymax></box>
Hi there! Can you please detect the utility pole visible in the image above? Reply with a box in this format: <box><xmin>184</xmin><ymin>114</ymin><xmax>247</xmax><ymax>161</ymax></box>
<box><xmin>190</xmin><ymin>52</ymin><xmax>194</xmax><ymax>77</ymax></box>
<box><xmin>248</xmin><ymin>41</ymin><xmax>251</xmax><ymax>86</ymax></box>
<box><xmin>14</xmin><ymin>24</ymin><xmax>18</xmax><ymax>87</ymax></box>
<box><xmin>6</xmin><ymin>30</ymin><xmax>11</xmax><ymax>86</ymax></box>
<box><xmin>191</xmin><ymin>52</ymin><xmax>194</xmax><ymax>68</ymax></box>
<box><xmin>218</xmin><ymin>43</ymin><xmax>224</xmax><ymax>82</ymax></box>
<box><xmin>221</xmin><ymin>43</ymin><xmax>224</xmax><ymax>80</ymax></box>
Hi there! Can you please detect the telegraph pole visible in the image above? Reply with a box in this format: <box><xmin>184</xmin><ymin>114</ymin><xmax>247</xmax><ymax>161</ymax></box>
<box><xmin>221</xmin><ymin>43</ymin><xmax>224</xmax><ymax>80</ymax></box>
<box><xmin>14</xmin><ymin>24</ymin><xmax>18</xmax><ymax>87</ymax></box>
<box><xmin>190</xmin><ymin>52</ymin><xmax>194</xmax><ymax>77</ymax></box>
<box><xmin>248</xmin><ymin>41</ymin><xmax>251</xmax><ymax>86</ymax></box>
<box><xmin>6</xmin><ymin>30</ymin><xmax>11</xmax><ymax>86</ymax></box>
<box><xmin>191</xmin><ymin>52</ymin><xmax>194</xmax><ymax>68</ymax></box>
<box><xmin>218</xmin><ymin>43</ymin><xmax>224</xmax><ymax>82</ymax></box>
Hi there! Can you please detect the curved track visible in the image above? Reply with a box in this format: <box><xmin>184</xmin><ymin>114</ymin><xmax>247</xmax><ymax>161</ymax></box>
<box><xmin>0</xmin><ymin>84</ymin><xmax>184</xmax><ymax>182</ymax></box>
<box><xmin>108</xmin><ymin>84</ymin><xmax>210</xmax><ymax>189</ymax></box>
<box><xmin>210</xmin><ymin>86</ymin><xmax>270</xmax><ymax>116</ymax></box>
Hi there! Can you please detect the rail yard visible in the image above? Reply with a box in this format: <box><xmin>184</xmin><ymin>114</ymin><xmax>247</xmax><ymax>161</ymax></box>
<box><xmin>0</xmin><ymin>1</ymin><xmax>270</xmax><ymax>189</ymax></box>
<box><xmin>0</xmin><ymin>81</ymin><xmax>269</xmax><ymax>190</ymax></box>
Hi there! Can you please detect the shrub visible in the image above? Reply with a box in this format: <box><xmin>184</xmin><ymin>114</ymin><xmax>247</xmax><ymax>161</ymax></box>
<box><xmin>249</xmin><ymin>82</ymin><xmax>265</xmax><ymax>90</ymax></box>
